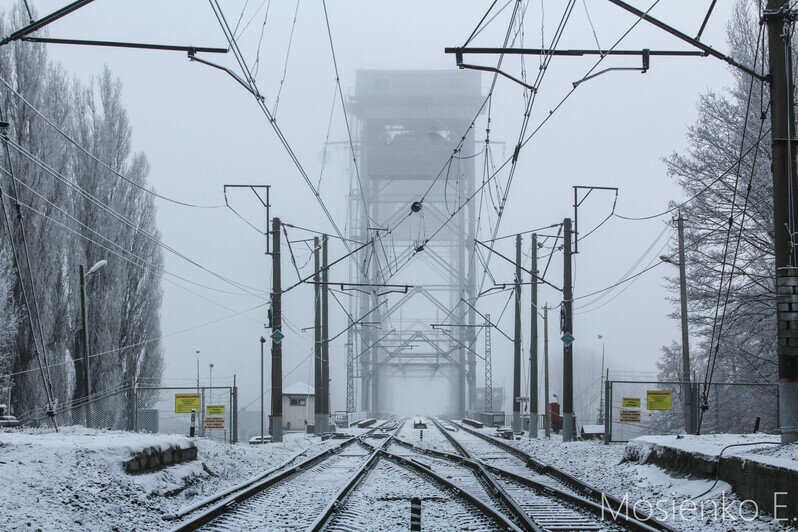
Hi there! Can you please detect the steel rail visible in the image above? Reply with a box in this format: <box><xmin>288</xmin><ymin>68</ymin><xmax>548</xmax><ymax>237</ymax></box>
<box><xmin>482</xmin><ymin>462</ymin><xmax>663</xmax><ymax>532</ymax></box>
<box><xmin>428</xmin><ymin>418</ymin><xmax>541</xmax><ymax>531</ymax></box>
<box><xmin>358</xmin><ymin>433</ymin><xmax>522</xmax><ymax>532</ymax></box>
<box><xmin>169</xmin><ymin>420</ymin><xmax>394</xmax><ymax>532</ymax></box>
<box><xmin>308</xmin><ymin>422</ymin><xmax>404</xmax><ymax>531</ymax></box>
<box><xmin>450</xmin><ymin>419</ymin><xmax>677</xmax><ymax>532</ymax></box>
<box><xmin>393</xmin><ymin>433</ymin><xmax>662</xmax><ymax>532</ymax></box>
<box><xmin>306</xmin><ymin>448</ymin><xmax>383</xmax><ymax>532</ymax></box>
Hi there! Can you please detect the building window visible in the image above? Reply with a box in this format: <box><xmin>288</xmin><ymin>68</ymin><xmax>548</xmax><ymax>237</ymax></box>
<box><xmin>290</xmin><ymin>397</ymin><xmax>306</xmax><ymax>406</ymax></box>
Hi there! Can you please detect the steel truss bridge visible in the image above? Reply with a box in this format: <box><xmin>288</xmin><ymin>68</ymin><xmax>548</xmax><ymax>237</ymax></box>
<box><xmin>346</xmin><ymin>70</ymin><xmax>483</xmax><ymax>417</ymax></box>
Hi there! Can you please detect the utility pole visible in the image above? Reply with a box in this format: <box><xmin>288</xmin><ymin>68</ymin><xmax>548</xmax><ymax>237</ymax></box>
<box><xmin>676</xmin><ymin>211</ymin><xmax>693</xmax><ymax>433</ymax></box>
<box><xmin>314</xmin><ymin>237</ymin><xmax>322</xmax><ymax>434</ymax></box>
<box><xmin>321</xmin><ymin>235</ymin><xmax>330</xmax><ymax>434</ymax></box>
<box><xmin>529</xmin><ymin>233</ymin><xmax>538</xmax><ymax>439</ymax></box>
<box><xmin>543</xmin><ymin>305</ymin><xmax>550</xmax><ymax>438</ymax></box>
<box><xmin>513</xmin><ymin>234</ymin><xmax>522</xmax><ymax>433</ymax></box>
<box><xmin>271</xmin><ymin>217</ymin><xmax>283</xmax><ymax>443</ymax></box>
<box><xmin>260</xmin><ymin>336</ymin><xmax>265</xmax><ymax>444</ymax></box>
<box><xmin>562</xmin><ymin>218</ymin><xmax>575</xmax><ymax>442</ymax></box>
<box><xmin>79</xmin><ymin>264</ymin><xmax>91</xmax><ymax>428</ymax></box>
<box><xmin>766</xmin><ymin>0</ymin><xmax>798</xmax><ymax>444</ymax></box>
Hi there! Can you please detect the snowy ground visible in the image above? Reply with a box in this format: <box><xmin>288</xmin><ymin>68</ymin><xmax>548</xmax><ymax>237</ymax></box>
<box><xmin>480</xmin><ymin>427</ymin><xmax>794</xmax><ymax>531</ymax></box>
<box><xmin>0</xmin><ymin>425</ymin><xmax>347</xmax><ymax>531</ymax></box>
<box><xmin>629</xmin><ymin>433</ymin><xmax>791</xmax><ymax>471</ymax></box>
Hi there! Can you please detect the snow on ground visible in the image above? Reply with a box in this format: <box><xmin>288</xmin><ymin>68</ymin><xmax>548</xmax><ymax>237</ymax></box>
<box><xmin>629</xmin><ymin>433</ymin><xmax>788</xmax><ymax>468</ymax></box>
<box><xmin>476</xmin><ymin>427</ymin><xmax>792</xmax><ymax>531</ymax></box>
<box><xmin>0</xmin><ymin>425</ymin><xmax>342</xmax><ymax>531</ymax></box>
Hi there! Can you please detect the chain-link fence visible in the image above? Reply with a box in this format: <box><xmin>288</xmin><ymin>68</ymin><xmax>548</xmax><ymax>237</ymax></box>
<box><xmin>15</xmin><ymin>384</ymin><xmax>238</xmax><ymax>444</ymax></box>
<box><xmin>605</xmin><ymin>380</ymin><xmax>777</xmax><ymax>442</ymax></box>
<box><xmin>17</xmin><ymin>382</ymin><xmax>133</xmax><ymax>430</ymax></box>
<box><xmin>135</xmin><ymin>386</ymin><xmax>238</xmax><ymax>443</ymax></box>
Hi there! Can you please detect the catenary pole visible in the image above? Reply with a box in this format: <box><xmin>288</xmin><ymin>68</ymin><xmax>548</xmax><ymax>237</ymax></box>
<box><xmin>562</xmin><ymin>218</ymin><xmax>575</xmax><ymax>441</ymax></box>
<box><xmin>271</xmin><ymin>217</ymin><xmax>283</xmax><ymax>443</ymax></box>
<box><xmin>529</xmin><ymin>233</ymin><xmax>538</xmax><ymax>438</ymax></box>
<box><xmin>314</xmin><ymin>237</ymin><xmax>322</xmax><ymax>434</ymax></box>
<box><xmin>513</xmin><ymin>234</ymin><xmax>522</xmax><ymax>433</ymax></box>
<box><xmin>321</xmin><ymin>234</ymin><xmax>330</xmax><ymax>434</ymax></box>
<box><xmin>767</xmin><ymin>0</ymin><xmax>798</xmax><ymax>444</ymax></box>
<box><xmin>544</xmin><ymin>305</ymin><xmax>550</xmax><ymax>438</ymax></box>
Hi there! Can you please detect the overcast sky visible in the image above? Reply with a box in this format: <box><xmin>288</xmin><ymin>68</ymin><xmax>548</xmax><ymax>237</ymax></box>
<box><xmin>24</xmin><ymin>0</ymin><xmax>741</xmax><ymax>415</ymax></box>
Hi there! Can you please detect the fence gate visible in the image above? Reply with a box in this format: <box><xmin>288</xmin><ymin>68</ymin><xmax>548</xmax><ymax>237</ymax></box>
<box><xmin>605</xmin><ymin>380</ymin><xmax>777</xmax><ymax>443</ymax></box>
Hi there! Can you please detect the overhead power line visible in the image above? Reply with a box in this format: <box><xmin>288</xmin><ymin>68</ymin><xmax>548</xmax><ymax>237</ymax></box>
<box><xmin>0</xmin><ymin>75</ymin><xmax>225</xmax><ymax>209</ymax></box>
<box><xmin>2</xmin><ymin>136</ymin><xmax>266</xmax><ymax>296</ymax></box>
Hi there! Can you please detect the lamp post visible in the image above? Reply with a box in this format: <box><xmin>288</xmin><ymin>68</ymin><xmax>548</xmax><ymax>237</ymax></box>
<box><xmin>79</xmin><ymin>259</ymin><xmax>107</xmax><ymax>428</ymax></box>
<box><xmin>597</xmin><ymin>334</ymin><xmax>606</xmax><ymax>424</ymax></box>
<box><xmin>260</xmin><ymin>336</ymin><xmax>266</xmax><ymax>444</ymax></box>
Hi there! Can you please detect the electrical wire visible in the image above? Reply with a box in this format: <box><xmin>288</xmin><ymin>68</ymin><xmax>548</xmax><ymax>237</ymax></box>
<box><xmin>0</xmin><ymin>75</ymin><xmax>224</xmax><ymax>209</ymax></box>
<box><xmin>0</xmin><ymin>165</ymin><xmax>261</xmax><ymax>297</ymax></box>
<box><xmin>0</xmin><ymin>300</ymin><xmax>269</xmax><ymax>380</ymax></box>
<box><xmin>271</xmin><ymin>0</ymin><xmax>301</xmax><ymax>118</ymax></box>
<box><xmin>2</xmin><ymin>135</ymin><xmax>266</xmax><ymax>296</ymax></box>
<box><xmin>206</xmin><ymin>0</ymin><xmax>370</xmax><ymax>284</ymax></box>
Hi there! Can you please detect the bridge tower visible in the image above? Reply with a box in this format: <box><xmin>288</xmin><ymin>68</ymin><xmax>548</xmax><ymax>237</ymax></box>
<box><xmin>347</xmin><ymin>70</ymin><xmax>482</xmax><ymax>417</ymax></box>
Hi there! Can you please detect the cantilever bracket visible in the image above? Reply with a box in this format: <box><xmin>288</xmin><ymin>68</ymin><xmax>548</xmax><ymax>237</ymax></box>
<box><xmin>188</xmin><ymin>51</ymin><xmax>264</xmax><ymax>101</ymax></box>
<box><xmin>458</xmin><ymin>63</ymin><xmax>537</xmax><ymax>92</ymax></box>
<box><xmin>573</xmin><ymin>50</ymin><xmax>650</xmax><ymax>88</ymax></box>
<box><xmin>454</xmin><ymin>51</ymin><xmax>536</xmax><ymax>92</ymax></box>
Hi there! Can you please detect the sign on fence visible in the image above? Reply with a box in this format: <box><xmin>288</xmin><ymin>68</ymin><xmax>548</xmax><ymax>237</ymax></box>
<box><xmin>204</xmin><ymin>416</ymin><xmax>225</xmax><ymax>429</ymax></box>
<box><xmin>175</xmin><ymin>393</ymin><xmax>201</xmax><ymax>413</ymax></box>
<box><xmin>622</xmin><ymin>397</ymin><xmax>640</xmax><ymax>407</ymax></box>
<box><xmin>619</xmin><ymin>409</ymin><xmax>641</xmax><ymax>423</ymax></box>
<box><xmin>206</xmin><ymin>405</ymin><xmax>225</xmax><ymax>416</ymax></box>
<box><xmin>647</xmin><ymin>390</ymin><xmax>672</xmax><ymax>410</ymax></box>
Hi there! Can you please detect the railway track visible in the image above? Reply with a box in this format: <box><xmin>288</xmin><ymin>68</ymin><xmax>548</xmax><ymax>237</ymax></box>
<box><xmin>434</xmin><ymin>418</ymin><xmax>677</xmax><ymax>532</ymax></box>
<box><xmin>172</xmin><ymin>419</ymin><xmax>518</xmax><ymax>531</ymax></box>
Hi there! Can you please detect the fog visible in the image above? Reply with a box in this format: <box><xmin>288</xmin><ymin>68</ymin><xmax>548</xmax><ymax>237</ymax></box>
<box><xmin>31</xmin><ymin>0</ymin><xmax>738</xmax><ymax>421</ymax></box>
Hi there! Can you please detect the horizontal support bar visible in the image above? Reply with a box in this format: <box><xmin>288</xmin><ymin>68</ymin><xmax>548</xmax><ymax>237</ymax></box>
<box><xmin>21</xmin><ymin>37</ymin><xmax>228</xmax><ymax>54</ymax></box>
<box><xmin>446</xmin><ymin>46</ymin><xmax>706</xmax><ymax>57</ymax></box>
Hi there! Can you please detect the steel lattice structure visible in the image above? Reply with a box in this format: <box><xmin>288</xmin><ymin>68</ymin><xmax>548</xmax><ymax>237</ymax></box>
<box><xmin>346</xmin><ymin>70</ymin><xmax>482</xmax><ymax>417</ymax></box>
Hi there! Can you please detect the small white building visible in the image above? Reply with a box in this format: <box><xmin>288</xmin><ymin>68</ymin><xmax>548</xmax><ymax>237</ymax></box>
<box><xmin>282</xmin><ymin>382</ymin><xmax>314</xmax><ymax>431</ymax></box>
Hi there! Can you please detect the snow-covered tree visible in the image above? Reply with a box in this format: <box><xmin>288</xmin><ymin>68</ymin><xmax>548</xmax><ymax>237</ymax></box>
<box><xmin>0</xmin><ymin>3</ymin><xmax>163</xmax><ymax>422</ymax></box>
<box><xmin>658</xmin><ymin>0</ymin><xmax>781</xmax><ymax>430</ymax></box>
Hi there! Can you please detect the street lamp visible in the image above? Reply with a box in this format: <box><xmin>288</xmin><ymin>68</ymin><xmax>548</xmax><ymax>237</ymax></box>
<box><xmin>79</xmin><ymin>259</ymin><xmax>106</xmax><ymax>428</ymax></box>
<box><xmin>597</xmin><ymin>334</ymin><xmax>605</xmax><ymax>424</ymax></box>
<box><xmin>195</xmin><ymin>349</ymin><xmax>201</xmax><ymax>392</ymax></box>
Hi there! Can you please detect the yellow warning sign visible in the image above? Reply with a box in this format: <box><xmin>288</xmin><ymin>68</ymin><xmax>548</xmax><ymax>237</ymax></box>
<box><xmin>204</xmin><ymin>416</ymin><xmax>225</xmax><ymax>430</ymax></box>
<box><xmin>622</xmin><ymin>397</ymin><xmax>641</xmax><ymax>408</ymax></box>
<box><xmin>647</xmin><ymin>390</ymin><xmax>672</xmax><ymax>410</ymax></box>
<box><xmin>175</xmin><ymin>393</ymin><xmax>201</xmax><ymax>413</ymax></box>
<box><xmin>619</xmin><ymin>409</ymin><xmax>641</xmax><ymax>423</ymax></box>
<box><xmin>206</xmin><ymin>405</ymin><xmax>225</xmax><ymax>416</ymax></box>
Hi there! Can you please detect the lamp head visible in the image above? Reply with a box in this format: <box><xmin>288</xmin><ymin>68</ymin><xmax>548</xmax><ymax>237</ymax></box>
<box><xmin>85</xmin><ymin>259</ymin><xmax>108</xmax><ymax>276</ymax></box>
